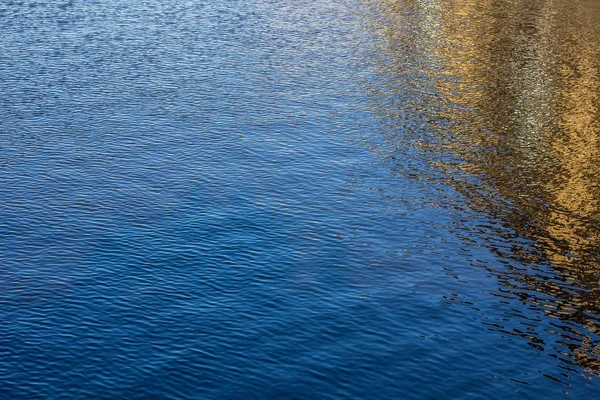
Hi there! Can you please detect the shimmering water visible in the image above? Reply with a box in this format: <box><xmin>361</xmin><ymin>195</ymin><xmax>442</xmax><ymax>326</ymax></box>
<box><xmin>1</xmin><ymin>0</ymin><xmax>600</xmax><ymax>398</ymax></box>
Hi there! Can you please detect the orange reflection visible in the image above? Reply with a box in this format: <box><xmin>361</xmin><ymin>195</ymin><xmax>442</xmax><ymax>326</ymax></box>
<box><xmin>362</xmin><ymin>0</ymin><xmax>600</xmax><ymax>376</ymax></box>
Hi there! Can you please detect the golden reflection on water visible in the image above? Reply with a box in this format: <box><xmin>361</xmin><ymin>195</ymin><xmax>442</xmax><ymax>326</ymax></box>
<box><xmin>361</xmin><ymin>0</ymin><xmax>600</xmax><ymax>377</ymax></box>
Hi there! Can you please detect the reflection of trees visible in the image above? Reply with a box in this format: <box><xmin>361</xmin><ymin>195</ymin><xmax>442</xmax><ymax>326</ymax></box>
<box><xmin>361</xmin><ymin>0</ymin><xmax>600</xmax><ymax>377</ymax></box>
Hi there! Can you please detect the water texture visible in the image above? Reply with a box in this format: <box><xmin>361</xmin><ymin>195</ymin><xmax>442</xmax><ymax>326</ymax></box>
<box><xmin>1</xmin><ymin>0</ymin><xmax>599</xmax><ymax>398</ymax></box>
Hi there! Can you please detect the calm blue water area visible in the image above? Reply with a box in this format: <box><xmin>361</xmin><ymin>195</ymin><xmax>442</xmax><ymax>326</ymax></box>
<box><xmin>1</xmin><ymin>0</ymin><xmax>600</xmax><ymax>398</ymax></box>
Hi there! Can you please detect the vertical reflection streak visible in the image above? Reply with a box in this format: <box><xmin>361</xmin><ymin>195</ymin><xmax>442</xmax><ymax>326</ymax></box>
<box><xmin>360</xmin><ymin>0</ymin><xmax>600</xmax><ymax>378</ymax></box>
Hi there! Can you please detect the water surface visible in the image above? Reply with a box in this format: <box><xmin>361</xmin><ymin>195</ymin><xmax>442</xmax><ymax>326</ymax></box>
<box><xmin>1</xmin><ymin>0</ymin><xmax>600</xmax><ymax>398</ymax></box>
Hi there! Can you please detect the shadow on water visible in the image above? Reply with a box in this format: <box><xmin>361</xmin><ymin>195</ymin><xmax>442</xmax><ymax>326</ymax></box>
<box><xmin>360</xmin><ymin>0</ymin><xmax>600</xmax><ymax>380</ymax></box>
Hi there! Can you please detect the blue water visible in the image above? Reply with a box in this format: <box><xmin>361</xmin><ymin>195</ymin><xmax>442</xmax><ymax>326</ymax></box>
<box><xmin>2</xmin><ymin>0</ymin><xmax>600</xmax><ymax>398</ymax></box>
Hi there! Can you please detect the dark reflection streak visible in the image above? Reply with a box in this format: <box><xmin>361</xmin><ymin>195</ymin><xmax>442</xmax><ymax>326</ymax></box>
<box><xmin>360</xmin><ymin>0</ymin><xmax>600</xmax><ymax>378</ymax></box>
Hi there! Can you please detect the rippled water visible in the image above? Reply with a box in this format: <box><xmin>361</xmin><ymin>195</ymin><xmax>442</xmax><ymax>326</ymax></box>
<box><xmin>1</xmin><ymin>0</ymin><xmax>600</xmax><ymax>398</ymax></box>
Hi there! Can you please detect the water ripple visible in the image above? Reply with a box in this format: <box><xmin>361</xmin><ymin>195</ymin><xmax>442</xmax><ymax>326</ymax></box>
<box><xmin>1</xmin><ymin>0</ymin><xmax>600</xmax><ymax>398</ymax></box>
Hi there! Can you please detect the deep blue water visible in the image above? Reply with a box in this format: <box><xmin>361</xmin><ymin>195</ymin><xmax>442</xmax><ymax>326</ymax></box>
<box><xmin>2</xmin><ymin>0</ymin><xmax>600</xmax><ymax>398</ymax></box>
